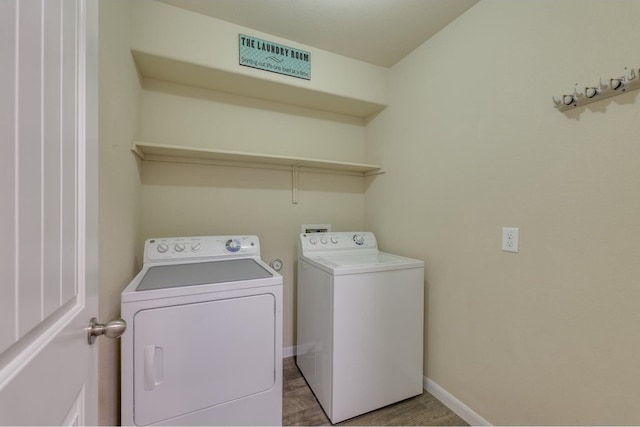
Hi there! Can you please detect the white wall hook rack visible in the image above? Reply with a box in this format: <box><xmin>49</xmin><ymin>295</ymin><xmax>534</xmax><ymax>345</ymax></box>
<box><xmin>553</xmin><ymin>66</ymin><xmax>640</xmax><ymax>111</ymax></box>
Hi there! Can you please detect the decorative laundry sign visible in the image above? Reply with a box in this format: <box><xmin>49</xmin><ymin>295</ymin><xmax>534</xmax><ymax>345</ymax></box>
<box><xmin>239</xmin><ymin>34</ymin><xmax>310</xmax><ymax>80</ymax></box>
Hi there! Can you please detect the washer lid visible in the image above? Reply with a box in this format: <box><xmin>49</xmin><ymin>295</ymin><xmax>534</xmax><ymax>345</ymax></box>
<box><xmin>303</xmin><ymin>250</ymin><xmax>424</xmax><ymax>275</ymax></box>
<box><xmin>316</xmin><ymin>252</ymin><xmax>407</xmax><ymax>267</ymax></box>
<box><xmin>136</xmin><ymin>258</ymin><xmax>273</xmax><ymax>291</ymax></box>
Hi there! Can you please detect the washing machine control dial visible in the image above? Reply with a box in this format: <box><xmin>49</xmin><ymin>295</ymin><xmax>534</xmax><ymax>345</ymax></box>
<box><xmin>174</xmin><ymin>243</ymin><xmax>185</xmax><ymax>252</ymax></box>
<box><xmin>353</xmin><ymin>234</ymin><xmax>365</xmax><ymax>245</ymax></box>
<box><xmin>331</xmin><ymin>237</ymin><xmax>338</xmax><ymax>244</ymax></box>
<box><xmin>320</xmin><ymin>237</ymin><xmax>328</xmax><ymax>244</ymax></box>
<box><xmin>225</xmin><ymin>239</ymin><xmax>241</xmax><ymax>252</ymax></box>
<box><xmin>309</xmin><ymin>237</ymin><xmax>317</xmax><ymax>245</ymax></box>
<box><xmin>157</xmin><ymin>243</ymin><xmax>169</xmax><ymax>253</ymax></box>
<box><xmin>191</xmin><ymin>242</ymin><xmax>202</xmax><ymax>252</ymax></box>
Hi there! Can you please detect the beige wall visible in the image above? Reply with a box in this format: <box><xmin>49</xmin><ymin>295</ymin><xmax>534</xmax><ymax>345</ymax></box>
<box><xmin>138</xmin><ymin>79</ymin><xmax>367</xmax><ymax>161</ymax></box>
<box><xmin>98</xmin><ymin>1</ymin><xmax>141</xmax><ymax>425</ymax></box>
<box><xmin>140</xmin><ymin>162</ymin><xmax>365</xmax><ymax>350</ymax></box>
<box><xmin>130</xmin><ymin>0</ymin><xmax>388</xmax><ymax>109</ymax></box>
<box><xmin>98</xmin><ymin>0</ymin><xmax>640</xmax><ymax>425</ymax></box>
<box><xmin>131</xmin><ymin>1</ymin><xmax>376</xmax><ymax>352</ymax></box>
<box><xmin>365</xmin><ymin>1</ymin><xmax>640</xmax><ymax>425</ymax></box>
<box><xmin>97</xmin><ymin>2</ymin><xmax>372</xmax><ymax>424</ymax></box>
<box><xmin>137</xmin><ymin>80</ymin><xmax>368</xmax><ymax>349</ymax></box>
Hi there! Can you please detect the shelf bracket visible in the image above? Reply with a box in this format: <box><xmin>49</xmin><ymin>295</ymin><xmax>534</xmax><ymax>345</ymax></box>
<box><xmin>292</xmin><ymin>165</ymin><xmax>299</xmax><ymax>205</ymax></box>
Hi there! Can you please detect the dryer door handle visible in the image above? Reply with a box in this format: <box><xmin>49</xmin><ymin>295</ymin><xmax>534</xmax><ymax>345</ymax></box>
<box><xmin>144</xmin><ymin>345</ymin><xmax>164</xmax><ymax>390</ymax></box>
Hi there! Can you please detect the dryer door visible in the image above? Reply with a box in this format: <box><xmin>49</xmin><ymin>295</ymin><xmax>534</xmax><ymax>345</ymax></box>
<box><xmin>132</xmin><ymin>293</ymin><xmax>276</xmax><ymax>426</ymax></box>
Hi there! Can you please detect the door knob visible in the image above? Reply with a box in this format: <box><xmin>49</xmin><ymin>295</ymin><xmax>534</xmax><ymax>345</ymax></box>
<box><xmin>87</xmin><ymin>317</ymin><xmax>127</xmax><ymax>345</ymax></box>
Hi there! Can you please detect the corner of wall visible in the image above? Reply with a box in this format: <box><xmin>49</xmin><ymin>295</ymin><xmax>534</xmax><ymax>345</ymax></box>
<box><xmin>98</xmin><ymin>0</ymin><xmax>142</xmax><ymax>425</ymax></box>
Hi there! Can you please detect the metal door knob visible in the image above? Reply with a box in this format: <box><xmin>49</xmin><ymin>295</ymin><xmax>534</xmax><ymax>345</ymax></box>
<box><xmin>87</xmin><ymin>317</ymin><xmax>127</xmax><ymax>345</ymax></box>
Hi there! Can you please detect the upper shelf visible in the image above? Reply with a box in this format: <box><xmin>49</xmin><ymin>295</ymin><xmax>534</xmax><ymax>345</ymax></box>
<box><xmin>132</xmin><ymin>51</ymin><xmax>387</xmax><ymax>119</ymax></box>
<box><xmin>130</xmin><ymin>0</ymin><xmax>388</xmax><ymax>119</ymax></box>
<box><xmin>132</xmin><ymin>141</ymin><xmax>383</xmax><ymax>176</ymax></box>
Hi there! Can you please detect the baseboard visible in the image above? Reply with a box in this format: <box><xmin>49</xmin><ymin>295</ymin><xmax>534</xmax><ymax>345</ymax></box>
<box><xmin>424</xmin><ymin>377</ymin><xmax>491</xmax><ymax>426</ymax></box>
<box><xmin>283</xmin><ymin>345</ymin><xmax>296</xmax><ymax>358</ymax></box>
<box><xmin>283</xmin><ymin>348</ymin><xmax>487</xmax><ymax>424</ymax></box>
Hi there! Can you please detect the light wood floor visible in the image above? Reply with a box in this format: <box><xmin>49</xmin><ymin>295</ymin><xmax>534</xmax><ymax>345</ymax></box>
<box><xmin>283</xmin><ymin>357</ymin><xmax>468</xmax><ymax>426</ymax></box>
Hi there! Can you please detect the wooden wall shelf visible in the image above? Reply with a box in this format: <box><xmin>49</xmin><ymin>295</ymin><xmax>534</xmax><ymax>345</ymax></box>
<box><xmin>132</xmin><ymin>142</ymin><xmax>383</xmax><ymax>204</ymax></box>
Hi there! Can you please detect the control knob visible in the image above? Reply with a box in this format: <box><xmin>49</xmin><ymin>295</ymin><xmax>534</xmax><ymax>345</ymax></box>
<box><xmin>225</xmin><ymin>239</ymin><xmax>241</xmax><ymax>252</ymax></box>
<box><xmin>191</xmin><ymin>242</ymin><xmax>202</xmax><ymax>252</ymax></box>
<box><xmin>174</xmin><ymin>243</ymin><xmax>185</xmax><ymax>252</ymax></box>
<box><xmin>309</xmin><ymin>237</ymin><xmax>317</xmax><ymax>245</ymax></box>
<box><xmin>331</xmin><ymin>237</ymin><xmax>338</xmax><ymax>244</ymax></box>
<box><xmin>157</xmin><ymin>243</ymin><xmax>169</xmax><ymax>253</ymax></box>
<box><xmin>320</xmin><ymin>237</ymin><xmax>328</xmax><ymax>244</ymax></box>
<box><xmin>353</xmin><ymin>234</ymin><xmax>365</xmax><ymax>245</ymax></box>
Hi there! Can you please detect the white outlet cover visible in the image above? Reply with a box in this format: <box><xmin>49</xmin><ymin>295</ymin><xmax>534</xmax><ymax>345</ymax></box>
<box><xmin>502</xmin><ymin>227</ymin><xmax>519</xmax><ymax>253</ymax></box>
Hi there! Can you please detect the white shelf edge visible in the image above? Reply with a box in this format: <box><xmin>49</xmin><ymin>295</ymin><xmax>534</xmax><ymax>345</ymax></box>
<box><xmin>132</xmin><ymin>141</ymin><xmax>384</xmax><ymax>176</ymax></box>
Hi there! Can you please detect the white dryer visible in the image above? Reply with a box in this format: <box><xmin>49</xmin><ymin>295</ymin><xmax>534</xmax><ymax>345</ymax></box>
<box><xmin>121</xmin><ymin>235</ymin><xmax>282</xmax><ymax>426</ymax></box>
<box><xmin>296</xmin><ymin>232</ymin><xmax>424</xmax><ymax>424</ymax></box>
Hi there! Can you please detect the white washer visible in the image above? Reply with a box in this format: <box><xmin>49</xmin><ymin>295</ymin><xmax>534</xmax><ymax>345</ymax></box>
<box><xmin>121</xmin><ymin>235</ymin><xmax>282</xmax><ymax>426</ymax></box>
<box><xmin>296</xmin><ymin>231</ymin><xmax>424</xmax><ymax>424</ymax></box>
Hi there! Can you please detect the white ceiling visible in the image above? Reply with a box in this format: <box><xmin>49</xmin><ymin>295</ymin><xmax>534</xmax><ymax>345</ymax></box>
<box><xmin>156</xmin><ymin>0</ymin><xmax>479</xmax><ymax>67</ymax></box>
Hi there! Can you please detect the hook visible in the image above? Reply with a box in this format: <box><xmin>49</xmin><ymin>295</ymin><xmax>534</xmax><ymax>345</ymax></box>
<box><xmin>572</xmin><ymin>86</ymin><xmax>584</xmax><ymax>98</ymax></box>
<box><xmin>599</xmin><ymin>78</ymin><xmax>608</xmax><ymax>91</ymax></box>
<box><xmin>553</xmin><ymin>65</ymin><xmax>640</xmax><ymax>111</ymax></box>
<box><xmin>610</xmin><ymin>77</ymin><xmax>624</xmax><ymax>90</ymax></box>
<box><xmin>585</xmin><ymin>86</ymin><xmax>599</xmax><ymax>98</ymax></box>
<box><xmin>627</xmin><ymin>68</ymin><xmax>637</xmax><ymax>81</ymax></box>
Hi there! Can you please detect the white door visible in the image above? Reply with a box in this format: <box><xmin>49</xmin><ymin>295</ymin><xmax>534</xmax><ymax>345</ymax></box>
<box><xmin>0</xmin><ymin>0</ymin><xmax>100</xmax><ymax>425</ymax></box>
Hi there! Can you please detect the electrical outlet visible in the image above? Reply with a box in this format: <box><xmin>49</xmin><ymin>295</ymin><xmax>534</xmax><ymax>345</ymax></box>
<box><xmin>502</xmin><ymin>227</ymin><xmax>519</xmax><ymax>253</ymax></box>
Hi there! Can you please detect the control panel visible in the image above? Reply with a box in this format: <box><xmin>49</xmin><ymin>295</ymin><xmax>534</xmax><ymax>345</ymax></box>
<box><xmin>299</xmin><ymin>232</ymin><xmax>378</xmax><ymax>253</ymax></box>
<box><xmin>144</xmin><ymin>235</ymin><xmax>260</xmax><ymax>264</ymax></box>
